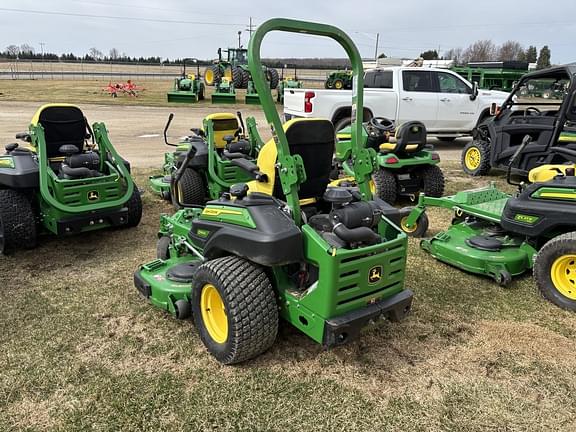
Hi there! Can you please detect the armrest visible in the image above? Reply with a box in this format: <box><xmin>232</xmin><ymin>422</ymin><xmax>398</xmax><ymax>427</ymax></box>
<box><xmin>223</xmin><ymin>150</ymin><xmax>249</xmax><ymax>160</ymax></box>
<box><xmin>230</xmin><ymin>158</ymin><xmax>268</xmax><ymax>182</ymax></box>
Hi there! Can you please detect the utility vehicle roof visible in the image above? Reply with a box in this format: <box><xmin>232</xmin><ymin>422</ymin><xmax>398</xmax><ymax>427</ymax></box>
<box><xmin>521</xmin><ymin>65</ymin><xmax>576</xmax><ymax>81</ymax></box>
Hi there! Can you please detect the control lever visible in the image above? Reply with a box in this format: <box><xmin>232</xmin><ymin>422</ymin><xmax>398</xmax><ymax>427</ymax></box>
<box><xmin>507</xmin><ymin>135</ymin><xmax>532</xmax><ymax>186</ymax></box>
<box><xmin>163</xmin><ymin>113</ymin><xmax>177</xmax><ymax>147</ymax></box>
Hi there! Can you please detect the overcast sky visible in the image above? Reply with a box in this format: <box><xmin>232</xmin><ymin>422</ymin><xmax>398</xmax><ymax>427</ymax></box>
<box><xmin>1</xmin><ymin>0</ymin><xmax>575</xmax><ymax>63</ymax></box>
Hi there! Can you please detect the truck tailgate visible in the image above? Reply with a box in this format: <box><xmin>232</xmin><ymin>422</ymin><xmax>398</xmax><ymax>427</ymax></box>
<box><xmin>283</xmin><ymin>89</ymin><xmax>306</xmax><ymax>114</ymax></box>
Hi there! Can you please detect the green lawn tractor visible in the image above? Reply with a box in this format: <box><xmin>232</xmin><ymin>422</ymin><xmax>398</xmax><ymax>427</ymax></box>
<box><xmin>204</xmin><ymin>47</ymin><xmax>279</xmax><ymax>90</ymax></box>
<box><xmin>462</xmin><ymin>65</ymin><xmax>576</xmax><ymax>177</ymax></box>
<box><xmin>325</xmin><ymin>70</ymin><xmax>352</xmax><ymax>89</ymax></box>
<box><xmin>135</xmin><ymin>18</ymin><xmax>413</xmax><ymax>364</ymax></box>
<box><xmin>333</xmin><ymin>117</ymin><xmax>445</xmax><ymax>212</ymax></box>
<box><xmin>404</xmin><ymin>135</ymin><xmax>576</xmax><ymax>311</ymax></box>
<box><xmin>0</xmin><ymin>104</ymin><xmax>142</xmax><ymax>254</ymax></box>
<box><xmin>211</xmin><ymin>77</ymin><xmax>236</xmax><ymax>104</ymax></box>
<box><xmin>277</xmin><ymin>65</ymin><xmax>303</xmax><ymax>104</ymax></box>
<box><xmin>166</xmin><ymin>58</ymin><xmax>205</xmax><ymax>103</ymax></box>
<box><xmin>148</xmin><ymin>111</ymin><xmax>263</xmax><ymax>206</ymax></box>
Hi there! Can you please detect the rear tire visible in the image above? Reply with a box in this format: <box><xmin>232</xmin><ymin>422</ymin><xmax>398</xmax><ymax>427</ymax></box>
<box><xmin>419</xmin><ymin>165</ymin><xmax>445</xmax><ymax>197</ymax></box>
<box><xmin>534</xmin><ymin>232</ymin><xmax>576</xmax><ymax>311</ymax></box>
<box><xmin>266</xmin><ymin>68</ymin><xmax>280</xmax><ymax>89</ymax></box>
<box><xmin>232</xmin><ymin>66</ymin><xmax>244</xmax><ymax>88</ymax></box>
<box><xmin>204</xmin><ymin>65</ymin><xmax>222</xmax><ymax>86</ymax></box>
<box><xmin>372</xmin><ymin>168</ymin><xmax>397</xmax><ymax>204</ymax></box>
<box><xmin>461</xmin><ymin>139</ymin><xmax>491</xmax><ymax>176</ymax></box>
<box><xmin>334</xmin><ymin>116</ymin><xmax>352</xmax><ymax>132</ymax></box>
<box><xmin>191</xmin><ymin>256</ymin><xmax>278</xmax><ymax>364</ymax></box>
<box><xmin>125</xmin><ymin>187</ymin><xmax>143</xmax><ymax>227</ymax></box>
<box><xmin>0</xmin><ymin>189</ymin><xmax>37</xmax><ymax>254</ymax></box>
<box><xmin>172</xmin><ymin>168</ymin><xmax>205</xmax><ymax>208</ymax></box>
<box><xmin>333</xmin><ymin>79</ymin><xmax>344</xmax><ymax>90</ymax></box>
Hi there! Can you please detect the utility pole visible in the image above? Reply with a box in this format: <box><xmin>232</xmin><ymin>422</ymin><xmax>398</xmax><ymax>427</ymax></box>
<box><xmin>374</xmin><ymin>33</ymin><xmax>379</xmax><ymax>61</ymax></box>
<box><xmin>238</xmin><ymin>31</ymin><xmax>242</xmax><ymax>49</ymax></box>
<box><xmin>39</xmin><ymin>42</ymin><xmax>45</xmax><ymax>79</ymax></box>
<box><xmin>246</xmin><ymin>17</ymin><xmax>256</xmax><ymax>39</ymax></box>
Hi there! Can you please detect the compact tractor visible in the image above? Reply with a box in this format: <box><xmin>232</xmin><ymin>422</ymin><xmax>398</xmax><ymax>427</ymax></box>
<box><xmin>166</xmin><ymin>59</ymin><xmax>205</xmax><ymax>103</ymax></box>
<box><xmin>136</xmin><ymin>19</ymin><xmax>413</xmax><ymax>364</ymax></box>
<box><xmin>334</xmin><ymin>118</ymin><xmax>444</xmax><ymax>217</ymax></box>
<box><xmin>149</xmin><ymin>111</ymin><xmax>263</xmax><ymax>206</ymax></box>
<box><xmin>0</xmin><ymin>104</ymin><xmax>142</xmax><ymax>253</ymax></box>
<box><xmin>277</xmin><ymin>65</ymin><xmax>303</xmax><ymax>104</ymax></box>
<box><xmin>462</xmin><ymin>65</ymin><xmax>576</xmax><ymax>177</ymax></box>
<box><xmin>325</xmin><ymin>70</ymin><xmax>353</xmax><ymax>89</ymax></box>
<box><xmin>204</xmin><ymin>47</ymin><xmax>279</xmax><ymax>90</ymax></box>
<box><xmin>404</xmin><ymin>135</ymin><xmax>576</xmax><ymax>311</ymax></box>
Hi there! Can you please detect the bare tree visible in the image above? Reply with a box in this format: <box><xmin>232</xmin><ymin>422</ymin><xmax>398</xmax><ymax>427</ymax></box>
<box><xmin>88</xmin><ymin>47</ymin><xmax>103</xmax><ymax>60</ymax></box>
<box><xmin>5</xmin><ymin>45</ymin><xmax>20</xmax><ymax>56</ymax></box>
<box><xmin>109</xmin><ymin>48</ymin><xmax>119</xmax><ymax>60</ymax></box>
<box><xmin>461</xmin><ymin>40</ymin><xmax>497</xmax><ymax>63</ymax></box>
<box><xmin>19</xmin><ymin>44</ymin><xmax>35</xmax><ymax>55</ymax></box>
<box><xmin>443</xmin><ymin>47</ymin><xmax>463</xmax><ymax>65</ymax></box>
<box><xmin>497</xmin><ymin>41</ymin><xmax>524</xmax><ymax>61</ymax></box>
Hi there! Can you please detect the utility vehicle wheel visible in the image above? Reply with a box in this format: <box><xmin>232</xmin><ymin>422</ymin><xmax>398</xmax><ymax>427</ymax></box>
<box><xmin>419</xmin><ymin>165</ymin><xmax>445</xmax><ymax>197</ymax></box>
<box><xmin>266</xmin><ymin>68</ymin><xmax>280</xmax><ymax>89</ymax></box>
<box><xmin>333</xmin><ymin>79</ymin><xmax>344</xmax><ymax>90</ymax></box>
<box><xmin>191</xmin><ymin>256</ymin><xmax>278</xmax><ymax>364</ymax></box>
<box><xmin>232</xmin><ymin>66</ymin><xmax>244</xmax><ymax>88</ymax></box>
<box><xmin>400</xmin><ymin>212</ymin><xmax>429</xmax><ymax>238</ymax></box>
<box><xmin>204</xmin><ymin>65</ymin><xmax>221</xmax><ymax>86</ymax></box>
<box><xmin>0</xmin><ymin>189</ymin><xmax>37</xmax><ymax>254</ymax></box>
<box><xmin>372</xmin><ymin>168</ymin><xmax>397</xmax><ymax>204</ymax></box>
<box><xmin>125</xmin><ymin>187</ymin><xmax>143</xmax><ymax>227</ymax></box>
<box><xmin>461</xmin><ymin>140</ymin><xmax>491</xmax><ymax>176</ymax></box>
<box><xmin>156</xmin><ymin>236</ymin><xmax>171</xmax><ymax>260</ymax></box>
<box><xmin>534</xmin><ymin>232</ymin><xmax>576</xmax><ymax>311</ymax></box>
<box><xmin>172</xmin><ymin>169</ymin><xmax>205</xmax><ymax>208</ymax></box>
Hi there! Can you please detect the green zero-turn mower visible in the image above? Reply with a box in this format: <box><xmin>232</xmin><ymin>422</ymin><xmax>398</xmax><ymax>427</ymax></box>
<box><xmin>135</xmin><ymin>18</ymin><xmax>414</xmax><ymax>364</ymax></box>
<box><xmin>333</xmin><ymin>118</ymin><xmax>445</xmax><ymax>211</ymax></box>
<box><xmin>403</xmin><ymin>135</ymin><xmax>576</xmax><ymax>311</ymax></box>
<box><xmin>0</xmin><ymin>104</ymin><xmax>142</xmax><ymax>254</ymax></box>
<box><xmin>462</xmin><ymin>65</ymin><xmax>576</xmax><ymax>177</ymax></box>
<box><xmin>166</xmin><ymin>58</ymin><xmax>205</xmax><ymax>103</ymax></box>
<box><xmin>148</xmin><ymin>110</ymin><xmax>263</xmax><ymax>206</ymax></box>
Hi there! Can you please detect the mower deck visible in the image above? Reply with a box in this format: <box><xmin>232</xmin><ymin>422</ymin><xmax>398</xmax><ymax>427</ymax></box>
<box><xmin>167</xmin><ymin>91</ymin><xmax>200</xmax><ymax>103</ymax></box>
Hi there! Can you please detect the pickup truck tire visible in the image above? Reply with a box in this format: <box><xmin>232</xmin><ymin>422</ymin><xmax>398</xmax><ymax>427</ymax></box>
<box><xmin>418</xmin><ymin>165</ymin><xmax>445</xmax><ymax>197</ymax></box>
<box><xmin>461</xmin><ymin>140</ymin><xmax>491</xmax><ymax>176</ymax></box>
<box><xmin>334</xmin><ymin>116</ymin><xmax>352</xmax><ymax>132</ymax></box>
<box><xmin>372</xmin><ymin>168</ymin><xmax>397</xmax><ymax>204</ymax></box>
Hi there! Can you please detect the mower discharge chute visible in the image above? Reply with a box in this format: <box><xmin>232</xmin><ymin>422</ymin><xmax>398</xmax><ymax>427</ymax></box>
<box><xmin>135</xmin><ymin>18</ymin><xmax>413</xmax><ymax>364</ymax></box>
<box><xmin>0</xmin><ymin>104</ymin><xmax>142</xmax><ymax>254</ymax></box>
<box><xmin>406</xmin><ymin>135</ymin><xmax>576</xmax><ymax>311</ymax></box>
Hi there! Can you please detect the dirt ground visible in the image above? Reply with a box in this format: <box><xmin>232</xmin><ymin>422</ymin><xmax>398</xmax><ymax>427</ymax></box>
<box><xmin>0</xmin><ymin>101</ymin><xmax>466</xmax><ymax>167</ymax></box>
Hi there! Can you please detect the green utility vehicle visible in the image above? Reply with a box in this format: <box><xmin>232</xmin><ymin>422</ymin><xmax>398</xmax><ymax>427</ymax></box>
<box><xmin>166</xmin><ymin>59</ymin><xmax>205</xmax><ymax>103</ymax></box>
<box><xmin>462</xmin><ymin>65</ymin><xmax>576</xmax><ymax>177</ymax></box>
<box><xmin>404</xmin><ymin>136</ymin><xmax>576</xmax><ymax>311</ymax></box>
<box><xmin>149</xmin><ymin>111</ymin><xmax>262</xmax><ymax>206</ymax></box>
<box><xmin>204</xmin><ymin>47</ymin><xmax>279</xmax><ymax>90</ymax></box>
<box><xmin>325</xmin><ymin>70</ymin><xmax>352</xmax><ymax>89</ymax></box>
<box><xmin>135</xmin><ymin>18</ymin><xmax>413</xmax><ymax>364</ymax></box>
<box><xmin>0</xmin><ymin>104</ymin><xmax>142</xmax><ymax>253</ymax></box>
<box><xmin>334</xmin><ymin>117</ymin><xmax>444</xmax><ymax>213</ymax></box>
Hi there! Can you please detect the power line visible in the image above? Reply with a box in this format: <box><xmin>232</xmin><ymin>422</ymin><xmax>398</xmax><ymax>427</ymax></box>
<box><xmin>0</xmin><ymin>7</ymin><xmax>246</xmax><ymax>26</ymax></box>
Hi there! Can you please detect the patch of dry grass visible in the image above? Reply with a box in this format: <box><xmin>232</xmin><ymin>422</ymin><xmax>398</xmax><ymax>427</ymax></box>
<box><xmin>1</xmin><ymin>165</ymin><xmax>576</xmax><ymax>431</ymax></box>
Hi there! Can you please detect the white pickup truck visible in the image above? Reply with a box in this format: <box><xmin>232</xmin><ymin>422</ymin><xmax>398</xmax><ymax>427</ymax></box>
<box><xmin>283</xmin><ymin>66</ymin><xmax>509</xmax><ymax>140</ymax></box>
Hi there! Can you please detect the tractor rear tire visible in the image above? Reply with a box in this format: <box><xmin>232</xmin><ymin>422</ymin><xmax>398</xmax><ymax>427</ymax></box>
<box><xmin>334</xmin><ymin>116</ymin><xmax>352</xmax><ymax>132</ymax></box>
<box><xmin>461</xmin><ymin>139</ymin><xmax>491</xmax><ymax>176</ymax></box>
<box><xmin>241</xmin><ymin>69</ymin><xmax>250</xmax><ymax>89</ymax></box>
<box><xmin>419</xmin><ymin>165</ymin><xmax>445</xmax><ymax>197</ymax></box>
<box><xmin>198</xmin><ymin>84</ymin><xmax>205</xmax><ymax>101</ymax></box>
<box><xmin>191</xmin><ymin>256</ymin><xmax>278</xmax><ymax>364</ymax></box>
<box><xmin>125</xmin><ymin>187</ymin><xmax>143</xmax><ymax>227</ymax></box>
<box><xmin>204</xmin><ymin>65</ymin><xmax>222</xmax><ymax>86</ymax></box>
<box><xmin>534</xmin><ymin>232</ymin><xmax>576</xmax><ymax>311</ymax></box>
<box><xmin>232</xmin><ymin>66</ymin><xmax>244</xmax><ymax>89</ymax></box>
<box><xmin>266</xmin><ymin>68</ymin><xmax>280</xmax><ymax>90</ymax></box>
<box><xmin>0</xmin><ymin>189</ymin><xmax>37</xmax><ymax>254</ymax></box>
<box><xmin>333</xmin><ymin>79</ymin><xmax>344</xmax><ymax>90</ymax></box>
<box><xmin>372</xmin><ymin>168</ymin><xmax>398</xmax><ymax>204</ymax></box>
<box><xmin>172</xmin><ymin>168</ymin><xmax>205</xmax><ymax>208</ymax></box>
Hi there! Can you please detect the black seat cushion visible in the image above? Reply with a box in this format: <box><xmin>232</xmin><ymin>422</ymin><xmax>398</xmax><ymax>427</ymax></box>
<box><xmin>38</xmin><ymin>106</ymin><xmax>88</xmax><ymax>158</ymax></box>
<box><xmin>273</xmin><ymin>119</ymin><xmax>335</xmax><ymax>200</ymax></box>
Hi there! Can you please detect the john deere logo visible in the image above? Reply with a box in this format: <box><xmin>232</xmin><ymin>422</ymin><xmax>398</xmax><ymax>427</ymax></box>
<box><xmin>87</xmin><ymin>190</ymin><xmax>99</xmax><ymax>201</ymax></box>
<box><xmin>368</xmin><ymin>265</ymin><xmax>382</xmax><ymax>284</ymax></box>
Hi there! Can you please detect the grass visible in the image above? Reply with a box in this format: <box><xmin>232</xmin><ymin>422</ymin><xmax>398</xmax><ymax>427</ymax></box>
<box><xmin>1</xmin><ymin>164</ymin><xmax>576</xmax><ymax>431</ymax></box>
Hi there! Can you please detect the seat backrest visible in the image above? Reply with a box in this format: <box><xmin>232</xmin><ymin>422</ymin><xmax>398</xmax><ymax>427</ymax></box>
<box><xmin>33</xmin><ymin>105</ymin><xmax>88</xmax><ymax>159</ymax></box>
<box><xmin>379</xmin><ymin>121</ymin><xmax>427</xmax><ymax>154</ymax></box>
<box><xmin>204</xmin><ymin>113</ymin><xmax>240</xmax><ymax>148</ymax></box>
<box><xmin>247</xmin><ymin>118</ymin><xmax>335</xmax><ymax>201</ymax></box>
